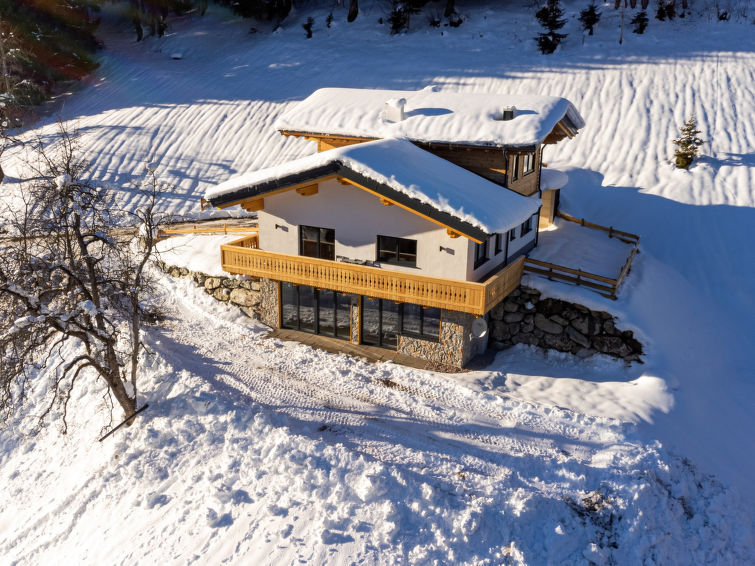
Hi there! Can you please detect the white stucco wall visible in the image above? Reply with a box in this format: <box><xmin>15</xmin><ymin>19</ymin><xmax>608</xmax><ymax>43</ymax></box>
<box><xmin>465</xmin><ymin>212</ymin><xmax>539</xmax><ymax>280</ymax></box>
<box><xmin>257</xmin><ymin>179</ymin><xmax>472</xmax><ymax>280</ymax></box>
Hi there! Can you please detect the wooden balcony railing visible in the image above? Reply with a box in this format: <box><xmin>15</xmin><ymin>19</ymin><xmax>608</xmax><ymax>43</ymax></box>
<box><xmin>220</xmin><ymin>236</ymin><xmax>523</xmax><ymax>316</ymax></box>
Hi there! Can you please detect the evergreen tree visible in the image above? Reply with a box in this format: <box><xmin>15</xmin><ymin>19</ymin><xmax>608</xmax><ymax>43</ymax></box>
<box><xmin>672</xmin><ymin>115</ymin><xmax>704</xmax><ymax>169</ymax></box>
<box><xmin>302</xmin><ymin>16</ymin><xmax>313</xmax><ymax>38</ymax></box>
<box><xmin>535</xmin><ymin>0</ymin><xmax>567</xmax><ymax>54</ymax></box>
<box><xmin>631</xmin><ymin>10</ymin><xmax>649</xmax><ymax>33</ymax></box>
<box><xmin>0</xmin><ymin>1</ymin><xmax>100</xmax><ymax>107</ymax></box>
<box><xmin>578</xmin><ymin>2</ymin><xmax>601</xmax><ymax>35</ymax></box>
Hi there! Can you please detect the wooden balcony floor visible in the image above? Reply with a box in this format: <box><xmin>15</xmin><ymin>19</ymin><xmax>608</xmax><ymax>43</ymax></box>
<box><xmin>267</xmin><ymin>328</ymin><xmax>466</xmax><ymax>373</ymax></box>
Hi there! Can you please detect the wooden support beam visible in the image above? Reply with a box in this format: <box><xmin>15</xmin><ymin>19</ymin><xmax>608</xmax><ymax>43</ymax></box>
<box><xmin>447</xmin><ymin>228</ymin><xmax>461</xmax><ymax>238</ymax></box>
<box><xmin>240</xmin><ymin>198</ymin><xmax>264</xmax><ymax>212</ymax></box>
<box><xmin>380</xmin><ymin>198</ymin><xmax>394</xmax><ymax>206</ymax></box>
<box><xmin>296</xmin><ymin>184</ymin><xmax>319</xmax><ymax>196</ymax></box>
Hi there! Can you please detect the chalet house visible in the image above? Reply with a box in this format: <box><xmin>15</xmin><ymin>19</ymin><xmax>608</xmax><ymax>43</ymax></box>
<box><xmin>205</xmin><ymin>87</ymin><xmax>583</xmax><ymax>368</ymax></box>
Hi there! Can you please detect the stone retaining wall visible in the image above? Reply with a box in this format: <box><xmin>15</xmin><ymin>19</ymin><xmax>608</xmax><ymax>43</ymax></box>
<box><xmin>489</xmin><ymin>286</ymin><xmax>643</xmax><ymax>362</ymax></box>
<box><xmin>156</xmin><ymin>261</ymin><xmax>262</xmax><ymax>318</ymax></box>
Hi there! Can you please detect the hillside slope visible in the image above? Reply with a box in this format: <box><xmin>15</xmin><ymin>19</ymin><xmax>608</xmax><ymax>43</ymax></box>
<box><xmin>1</xmin><ymin>2</ymin><xmax>753</xmax><ymax>564</ymax></box>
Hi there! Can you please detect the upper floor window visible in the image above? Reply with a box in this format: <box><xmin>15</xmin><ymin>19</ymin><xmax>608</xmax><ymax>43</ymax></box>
<box><xmin>495</xmin><ymin>233</ymin><xmax>503</xmax><ymax>255</ymax></box>
<box><xmin>510</xmin><ymin>154</ymin><xmax>520</xmax><ymax>182</ymax></box>
<box><xmin>520</xmin><ymin>217</ymin><xmax>533</xmax><ymax>236</ymax></box>
<box><xmin>474</xmin><ymin>237</ymin><xmax>489</xmax><ymax>269</ymax></box>
<box><xmin>508</xmin><ymin>228</ymin><xmax>517</xmax><ymax>242</ymax></box>
<box><xmin>300</xmin><ymin>225</ymin><xmax>335</xmax><ymax>260</ymax></box>
<box><xmin>522</xmin><ymin>152</ymin><xmax>535</xmax><ymax>175</ymax></box>
<box><xmin>378</xmin><ymin>235</ymin><xmax>417</xmax><ymax>267</ymax></box>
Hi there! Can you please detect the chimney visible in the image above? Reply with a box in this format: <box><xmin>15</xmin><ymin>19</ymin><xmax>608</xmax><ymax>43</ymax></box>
<box><xmin>501</xmin><ymin>106</ymin><xmax>516</xmax><ymax>121</ymax></box>
<box><xmin>384</xmin><ymin>98</ymin><xmax>407</xmax><ymax>122</ymax></box>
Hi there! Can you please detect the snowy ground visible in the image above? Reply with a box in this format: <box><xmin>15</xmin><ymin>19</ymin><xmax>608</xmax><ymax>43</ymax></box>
<box><xmin>1</xmin><ymin>1</ymin><xmax>754</xmax><ymax>564</ymax></box>
<box><xmin>530</xmin><ymin>219</ymin><xmax>635</xmax><ymax>278</ymax></box>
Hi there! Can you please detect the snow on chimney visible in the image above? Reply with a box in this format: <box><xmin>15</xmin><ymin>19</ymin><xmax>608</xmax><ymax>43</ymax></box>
<box><xmin>501</xmin><ymin>106</ymin><xmax>516</xmax><ymax>121</ymax></box>
<box><xmin>384</xmin><ymin>98</ymin><xmax>407</xmax><ymax>122</ymax></box>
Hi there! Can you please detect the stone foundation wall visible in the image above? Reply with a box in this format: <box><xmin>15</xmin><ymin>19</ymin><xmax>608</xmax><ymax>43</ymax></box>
<box><xmin>398</xmin><ymin>309</ymin><xmax>482</xmax><ymax>368</ymax></box>
<box><xmin>489</xmin><ymin>286</ymin><xmax>643</xmax><ymax>362</ymax></box>
<box><xmin>259</xmin><ymin>279</ymin><xmax>280</xmax><ymax>328</ymax></box>
<box><xmin>156</xmin><ymin>261</ymin><xmax>261</xmax><ymax>318</ymax></box>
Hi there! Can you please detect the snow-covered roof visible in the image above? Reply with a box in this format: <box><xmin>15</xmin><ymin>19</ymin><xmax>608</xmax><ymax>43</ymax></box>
<box><xmin>206</xmin><ymin>138</ymin><xmax>540</xmax><ymax>240</ymax></box>
<box><xmin>540</xmin><ymin>169</ymin><xmax>569</xmax><ymax>190</ymax></box>
<box><xmin>275</xmin><ymin>87</ymin><xmax>584</xmax><ymax>147</ymax></box>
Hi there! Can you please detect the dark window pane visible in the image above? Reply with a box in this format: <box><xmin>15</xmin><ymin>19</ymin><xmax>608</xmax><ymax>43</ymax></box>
<box><xmin>422</xmin><ymin>307</ymin><xmax>441</xmax><ymax>339</ymax></box>
<box><xmin>381</xmin><ymin>301</ymin><xmax>400</xmax><ymax>348</ymax></box>
<box><xmin>298</xmin><ymin>286</ymin><xmax>315</xmax><ymax>333</ymax></box>
<box><xmin>320</xmin><ymin>242</ymin><xmax>335</xmax><ymax>261</ymax></box>
<box><xmin>397</xmin><ymin>238</ymin><xmax>417</xmax><ymax>265</ymax></box>
<box><xmin>402</xmin><ymin>303</ymin><xmax>422</xmax><ymax>335</ymax></box>
<box><xmin>318</xmin><ymin>289</ymin><xmax>335</xmax><ymax>336</ymax></box>
<box><xmin>509</xmin><ymin>228</ymin><xmax>517</xmax><ymax>241</ymax></box>
<box><xmin>336</xmin><ymin>293</ymin><xmax>351</xmax><ymax>340</ymax></box>
<box><xmin>301</xmin><ymin>240</ymin><xmax>319</xmax><ymax>258</ymax></box>
<box><xmin>495</xmin><ymin>233</ymin><xmax>502</xmax><ymax>254</ymax></box>
<box><xmin>281</xmin><ymin>282</ymin><xmax>298</xmax><ymax>329</ymax></box>
<box><xmin>378</xmin><ymin>236</ymin><xmax>397</xmax><ymax>262</ymax></box>
<box><xmin>362</xmin><ymin>297</ymin><xmax>380</xmax><ymax>346</ymax></box>
<box><xmin>301</xmin><ymin>226</ymin><xmax>319</xmax><ymax>242</ymax></box>
<box><xmin>321</xmin><ymin>228</ymin><xmax>335</xmax><ymax>244</ymax></box>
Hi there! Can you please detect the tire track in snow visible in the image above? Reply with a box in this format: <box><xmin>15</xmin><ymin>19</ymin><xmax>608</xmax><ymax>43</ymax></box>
<box><xmin>157</xmin><ymin>278</ymin><xmax>625</xmax><ymax>480</ymax></box>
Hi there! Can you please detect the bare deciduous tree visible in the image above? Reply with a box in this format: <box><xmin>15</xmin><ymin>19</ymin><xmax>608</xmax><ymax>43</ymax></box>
<box><xmin>0</xmin><ymin>123</ymin><xmax>168</xmax><ymax>432</ymax></box>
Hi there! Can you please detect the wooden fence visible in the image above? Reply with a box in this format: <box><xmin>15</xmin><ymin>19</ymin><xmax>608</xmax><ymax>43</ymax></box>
<box><xmin>157</xmin><ymin>223</ymin><xmax>258</xmax><ymax>240</ymax></box>
<box><xmin>221</xmin><ymin>235</ymin><xmax>523</xmax><ymax>316</ymax></box>
<box><xmin>556</xmin><ymin>211</ymin><xmax>640</xmax><ymax>245</ymax></box>
<box><xmin>524</xmin><ymin>212</ymin><xmax>641</xmax><ymax>299</ymax></box>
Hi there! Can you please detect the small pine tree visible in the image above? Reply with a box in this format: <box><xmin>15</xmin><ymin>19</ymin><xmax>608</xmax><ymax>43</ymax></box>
<box><xmin>326</xmin><ymin>12</ymin><xmax>333</xmax><ymax>27</ymax></box>
<box><xmin>655</xmin><ymin>2</ymin><xmax>666</xmax><ymax>20</ymax></box>
<box><xmin>535</xmin><ymin>0</ymin><xmax>568</xmax><ymax>54</ymax></box>
<box><xmin>579</xmin><ymin>2</ymin><xmax>601</xmax><ymax>35</ymax></box>
<box><xmin>672</xmin><ymin>115</ymin><xmax>704</xmax><ymax>169</ymax></box>
<box><xmin>631</xmin><ymin>10</ymin><xmax>649</xmax><ymax>32</ymax></box>
<box><xmin>302</xmin><ymin>16</ymin><xmax>314</xmax><ymax>38</ymax></box>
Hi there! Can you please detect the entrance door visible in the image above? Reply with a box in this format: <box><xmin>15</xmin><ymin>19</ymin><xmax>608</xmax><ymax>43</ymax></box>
<box><xmin>361</xmin><ymin>297</ymin><xmax>400</xmax><ymax>349</ymax></box>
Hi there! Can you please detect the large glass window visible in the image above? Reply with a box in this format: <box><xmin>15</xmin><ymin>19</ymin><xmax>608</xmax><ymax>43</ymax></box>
<box><xmin>400</xmin><ymin>304</ymin><xmax>441</xmax><ymax>340</ymax></box>
<box><xmin>362</xmin><ymin>299</ymin><xmax>440</xmax><ymax>348</ymax></box>
<box><xmin>281</xmin><ymin>282</ymin><xmax>351</xmax><ymax>339</ymax></box>
<box><xmin>377</xmin><ymin>235</ymin><xmax>417</xmax><ymax>267</ymax></box>
<box><xmin>300</xmin><ymin>225</ymin><xmax>335</xmax><ymax>260</ymax></box>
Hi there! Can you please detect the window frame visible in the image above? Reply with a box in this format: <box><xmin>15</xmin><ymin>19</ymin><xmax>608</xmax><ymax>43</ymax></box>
<box><xmin>399</xmin><ymin>303</ymin><xmax>441</xmax><ymax>341</ymax></box>
<box><xmin>520</xmin><ymin>216</ymin><xmax>532</xmax><ymax>236</ymax></box>
<box><xmin>510</xmin><ymin>154</ymin><xmax>520</xmax><ymax>182</ymax></box>
<box><xmin>377</xmin><ymin>235</ymin><xmax>418</xmax><ymax>267</ymax></box>
<box><xmin>522</xmin><ymin>152</ymin><xmax>536</xmax><ymax>176</ymax></box>
<box><xmin>495</xmin><ymin>233</ymin><xmax>503</xmax><ymax>255</ymax></box>
<box><xmin>474</xmin><ymin>237</ymin><xmax>489</xmax><ymax>269</ymax></box>
<box><xmin>299</xmin><ymin>225</ymin><xmax>335</xmax><ymax>260</ymax></box>
<box><xmin>508</xmin><ymin>227</ymin><xmax>517</xmax><ymax>242</ymax></box>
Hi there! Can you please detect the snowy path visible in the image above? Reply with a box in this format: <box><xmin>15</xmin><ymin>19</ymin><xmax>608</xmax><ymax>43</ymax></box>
<box><xmin>159</xmin><ymin>277</ymin><xmax>620</xmax><ymax>478</ymax></box>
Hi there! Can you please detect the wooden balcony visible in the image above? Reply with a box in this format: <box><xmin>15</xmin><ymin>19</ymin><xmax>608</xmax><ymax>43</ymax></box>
<box><xmin>220</xmin><ymin>235</ymin><xmax>523</xmax><ymax>316</ymax></box>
